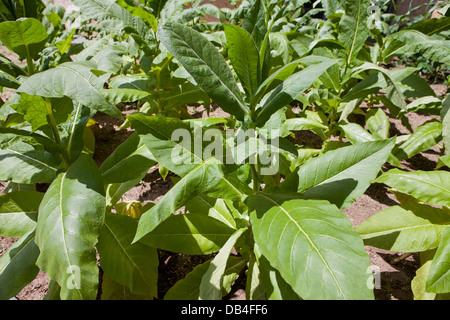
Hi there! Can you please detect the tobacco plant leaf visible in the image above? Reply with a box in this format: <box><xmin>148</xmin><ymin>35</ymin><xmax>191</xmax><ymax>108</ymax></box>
<box><xmin>393</xmin><ymin>120</ymin><xmax>442</xmax><ymax>161</ymax></box>
<box><xmin>128</xmin><ymin>113</ymin><xmax>205</xmax><ymax>177</ymax></box>
<box><xmin>139</xmin><ymin>212</ymin><xmax>235</xmax><ymax>255</ymax></box>
<box><xmin>97</xmin><ymin>212</ymin><xmax>158</xmax><ymax>297</ymax></box>
<box><xmin>406</xmin><ymin>17</ymin><xmax>450</xmax><ymax>35</ymax></box>
<box><xmin>0</xmin><ymin>231</ymin><xmax>40</xmax><ymax>300</ymax></box>
<box><xmin>0</xmin><ymin>18</ymin><xmax>48</xmax><ymax>60</ymax></box>
<box><xmin>35</xmin><ymin>154</ymin><xmax>106</xmax><ymax>300</ymax></box>
<box><xmin>164</xmin><ymin>256</ymin><xmax>246</xmax><ymax>300</ymax></box>
<box><xmin>199</xmin><ymin>228</ymin><xmax>247</xmax><ymax>300</ymax></box>
<box><xmin>281</xmin><ymin>139</ymin><xmax>395</xmax><ymax>209</ymax></box>
<box><xmin>427</xmin><ymin>227</ymin><xmax>450</xmax><ymax>293</ymax></box>
<box><xmin>255</xmin><ymin>59</ymin><xmax>338</xmax><ymax>127</ymax></box>
<box><xmin>224</xmin><ymin>24</ymin><xmax>260</xmax><ymax>97</ymax></box>
<box><xmin>0</xmin><ymin>191</ymin><xmax>43</xmax><ymax>238</ymax></box>
<box><xmin>442</xmin><ymin>94</ymin><xmax>450</xmax><ymax>153</ymax></box>
<box><xmin>0</xmin><ymin>130</ymin><xmax>61</xmax><ymax>184</ymax></box>
<box><xmin>133</xmin><ymin>158</ymin><xmax>225</xmax><ymax>243</ymax></box>
<box><xmin>247</xmin><ymin>193</ymin><xmax>373</xmax><ymax>300</ymax></box>
<box><xmin>17</xmin><ymin>61</ymin><xmax>122</xmax><ymax>119</ymax></box>
<box><xmin>375</xmin><ymin>169</ymin><xmax>450</xmax><ymax>207</ymax></box>
<box><xmin>356</xmin><ymin>203</ymin><xmax>450</xmax><ymax>252</ymax></box>
<box><xmin>338</xmin><ymin>0</ymin><xmax>370</xmax><ymax>64</ymax></box>
<box><xmin>100</xmin><ymin>132</ymin><xmax>156</xmax><ymax>185</ymax></box>
<box><xmin>157</xmin><ymin>22</ymin><xmax>248</xmax><ymax>120</ymax></box>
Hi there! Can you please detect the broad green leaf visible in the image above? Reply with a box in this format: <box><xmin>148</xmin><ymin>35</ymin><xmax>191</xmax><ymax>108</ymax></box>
<box><xmin>246</xmin><ymin>250</ymin><xmax>266</xmax><ymax>300</ymax></box>
<box><xmin>35</xmin><ymin>154</ymin><xmax>106</xmax><ymax>300</ymax></box>
<box><xmin>427</xmin><ymin>227</ymin><xmax>450</xmax><ymax>293</ymax></box>
<box><xmin>338</xmin><ymin>0</ymin><xmax>370</xmax><ymax>64</ymax></box>
<box><xmin>356</xmin><ymin>203</ymin><xmax>450</xmax><ymax>252</ymax></box>
<box><xmin>164</xmin><ymin>256</ymin><xmax>246</xmax><ymax>300</ymax></box>
<box><xmin>17</xmin><ymin>61</ymin><xmax>122</xmax><ymax>119</ymax></box>
<box><xmin>393</xmin><ymin>120</ymin><xmax>442</xmax><ymax>161</ymax></box>
<box><xmin>102</xmin><ymin>88</ymin><xmax>150</xmax><ymax>105</ymax></box>
<box><xmin>133</xmin><ymin>158</ymin><xmax>225</xmax><ymax>242</ymax></box>
<box><xmin>366</xmin><ymin>108</ymin><xmax>390</xmax><ymax>140</ymax></box>
<box><xmin>140</xmin><ymin>212</ymin><xmax>235</xmax><ymax>255</ymax></box>
<box><xmin>97</xmin><ymin>213</ymin><xmax>158</xmax><ymax>297</ymax></box>
<box><xmin>0</xmin><ymin>18</ymin><xmax>48</xmax><ymax>60</ymax></box>
<box><xmin>339</xmin><ymin>122</ymin><xmax>375</xmax><ymax>144</ymax></box>
<box><xmin>241</xmin><ymin>0</ymin><xmax>267</xmax><ymax>49</ymax></box>
<box><xmin>199</xmin><ymin>228</ymin><xmax>247</xmax><ymax>300</ymax></box>
<box><xmin>0</xmin><ymin>191</ymin><xmax>43</xmax><ymax>238</ymax></box>
<box><xmin>247</xmin><ymin>193</ymin><xmax>373</xmax><ymax>300</ymax></box>
<box><xmin>281</xmin><ymin>139</ymin><xmax>395</xmax><ymax>209</ymax></box>
<box><xmin>0</xmin><ymin>231</ymin><xmax>40</xmax><ymax>300</ymax></box>
<box><xmin>128</xmin><ymin>114</ymin><xmax>204</xmax><ymax>177</ymax></box>
<box><xmin>224</xmin><ymin>24</ymin><xmax>260</xmax><ymax>97</ymax></box>
<box><xmin>186</xmin><ymin>195</ymin><xmax>237</xmax><ymax>230</ymax></box>
<box><xmin>101</xmin><ymin>274</ymin><xmax>153</xmax><ymax>300</ymax></box>
<box><xmin>255</xmin><ymin>59</ymin><xmax>338</xmax><ymax>127</ymax></box>
<box><xmin>406</xmin><ymin>17</ymin><xmax>450</xmax><ymax>35</ymax></box>
<box><xmin>0</xmin><ymin>130</ymin><xmax>61</xmax><ymax>184</ymax></box>
<box><xmin>375</xmin><ymin>169</ymin><xmax>450</xmax><ymax>207</ymax></box>
<box><xmin>100</xmin><ymin>132</ymin><xmax>156</xmax><ymax>184</ymax></box>
<box><xmin>157</xmin><ymin>22</ymin><xmax>248</xmax><ymax>120</ymax></box>
<box><xmin>115</xmin><ymin>0</ymin><xmax>157</xmax><ymax>31</ymax></box>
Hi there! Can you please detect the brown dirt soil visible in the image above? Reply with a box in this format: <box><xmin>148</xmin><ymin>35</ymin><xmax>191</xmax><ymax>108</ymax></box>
<box><xmin>1</xmin><ymin>0</ymin><xmax>449</xmax><ymax>301</ymax></box>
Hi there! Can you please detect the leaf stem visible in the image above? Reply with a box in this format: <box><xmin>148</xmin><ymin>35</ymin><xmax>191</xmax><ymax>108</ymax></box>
<box><xmin>45</xmin><ymin>98</ymin><xmax>70</xmax><ymax>168</ymax></box>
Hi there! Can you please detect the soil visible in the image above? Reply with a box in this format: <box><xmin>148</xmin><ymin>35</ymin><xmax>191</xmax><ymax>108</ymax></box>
<box><xmin>0</xmin><ymin>0</ymin><xmax>449</xmax><ymax>301</ymax></box>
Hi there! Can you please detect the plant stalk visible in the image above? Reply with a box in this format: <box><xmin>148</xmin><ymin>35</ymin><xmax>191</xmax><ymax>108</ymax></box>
<box><xmin>45</xmin><ymin>98</ymin><xmax>70</xmax><ymax>168</ymax></box>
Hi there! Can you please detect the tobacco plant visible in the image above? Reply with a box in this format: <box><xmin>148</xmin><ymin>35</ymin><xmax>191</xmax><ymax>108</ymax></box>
<box><xmin>124</xmin><ymin>0</ymin><xmax>398</xmax><ymax>300</ymax></box>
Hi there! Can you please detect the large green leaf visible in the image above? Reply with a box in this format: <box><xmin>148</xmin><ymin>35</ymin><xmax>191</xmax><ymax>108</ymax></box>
<box><xmin>0</xmin><ymin>191</ymin><xmax>43</xmax><ymax>238</ymax></box>
<box><xmin>281</xmin><ymin>139</ymin><xmax>395</xmax><ymax>209</ymax></box>
<box><xmin>356</xmin><ymin>203</ymin><xmax>450</xmax><ymax>252</ymax></box>
<box><xmin>97</xmin><ymin>212</ymin><xmax>158</xmax><ymax>298</ymax></box>
<box><xmin>35</xmin><ymin>154</ymin><xmax>106</xmax><ymax>300</ymax></box>
<box><xmin>0</xmin><ymin>130</ymin><xmax>61</xmax><ymax>184</ymax></box>
<box><xmin>406</xmin><ymin>17</ymin><xmax>450</xmax><ymax>35</ymax></box>
<box><xmin>427</xmin><ymin>227</ymin><xmax>450</xmax><ymax>294</ymax></box>
<box><xmin>393</xmin><ymin>120</ymin><xmax>442</xmax><ymax>161</ymax></box>
<box><xmin>157</xmin><ymin>22</ymin><xmax>248</xmax><ymax>120</ymax></box>
<box><xmin>224</xmin><ymin>24</ymin><xmax>260</xmax><ymax>97</ymax></box>
<box><xmin>255</xmin><ymin>59</ymin><xmax>338</xmax><ymax>127</ymax></box>
<box><xmin>100</xmin><ymin>132</ymin><xmax>156</xmax><ymax>185</ymax></box>
<box><xmin>133</xmin><ymin>158</ymin><xmax>225</xmax><ymax>243</ymax></box>
<box><xmin>338</xmin><ymin>0</ymin><xmax>370</xmax><ymax>64</ymax></box>
<box><xmin>17</xmin><ymin>61</ymin><xmax>122</xmax><ymax>119</ymax></box>
<box><xmin>247</xmin><ymin>193</ymin><xmax>373</xmax><ymax>300</ymax></box>
<box><xmin>0</xmin><ymin>18</ymin><xmax>47</xmax><ymax>60</ymax></box>
<box><xmin>375</xmin><ymin>169</ymin><xmax>450</xmax><ymax>207</ymax></box>
<box><xmin>164</xmin><ymin>255</ymin><xmax>246</xmax><ymax>300</ymax></box>
<box><xmin>442</xmin><ymin>94</ymin><xmax>450</xmax><ymax>153</ymax></box>
<box><xmin>0</xmin><ymin>231</ymin><xmax>40</xmax><ymax>300</ymax></box>
<box><xmin>140</xmin><ymin>212</ymin><xmax>235</xmax><ymax>255</ymax></box>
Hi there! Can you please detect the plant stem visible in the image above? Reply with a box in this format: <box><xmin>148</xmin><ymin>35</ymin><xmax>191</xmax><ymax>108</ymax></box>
<box><xmin>45</xmin><ymin>98</ymin><xmax>70</xmax><ymax>168</ymax></box>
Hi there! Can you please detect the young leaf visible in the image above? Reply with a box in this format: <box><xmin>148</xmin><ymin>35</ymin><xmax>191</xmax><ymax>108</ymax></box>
<box><xmin>338</xmin><ymin>0</ymin><xmax>370</xmax><ymax>64</ymax></box>
<box><xmin>426</xmin><ymin>227</ymin><xmax>450</xmax><ymax>294</ymax></box>
<box><xmin>356</xmin><ymin>203</ymin><xmax>450</xmax><ymax>252</ymax></box>
<box><xmin>0</xmin><ymin>18</ymin><xmax>48</xmax><ymax>60</ymax></box>
<box><xmin>375</xmin><ymin>169</ymin><xmax>450</xmax><ymax>207</ymax></box>
<box><xmin>0</xmin><ymin>231</ymin><xmax>40</xmax><ymax>300</ymax></box>
<box><xmin>97</xmin><ymin>213</ymin><xmax>158</xmax><ymax>298</ymax></box>
<box><xmin>247</xmin><ymin>193</ymin><xmax>374</xmax><ymax>300</ymax></box>
<box><xmin>157</xmin><ymin>22</ymin><xmax>248</xmax><ymax>120</ymax></box>
<box><xmin>198</xmin><ymin>228</ymin><xmax>247</xmax><ymax>300</ymax></box>
<box><xmin>224</xmin><ymin>24</ymin><xmax>260</xmax><ymax>97</ymax></box>
<box><xmin>255</xmin><ymin>59</ymin><xmax>338</xmax><ymax>127</ymax></box>
<box><xmin>17</xmin><ymin>61</ymin><xmax>122</xmax><ymax>119</ymax></box>
<box><xmin>133</xmin><ymin>158</ymin><xmax>225</xmax><ymax>243</ymax></box>
<box><xmin>0</xmin><ymin>191</ymin><xmax>43</xmax><ymax>238</ymax></box>
<box><xmin>35</xmin><ymin>154</ymin><xmax>106</xmax><ymax>300</ymax></box>
<box><xmin>164</xmin><ymin>256</ymin><xmax>246</xmax><ymax>300</ymax></box>
<box><xmin>281</xmin><ymin>139</ymin><xmax>395</xmax><ymax>209</ymax></box>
